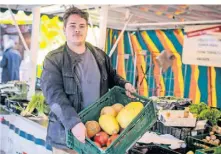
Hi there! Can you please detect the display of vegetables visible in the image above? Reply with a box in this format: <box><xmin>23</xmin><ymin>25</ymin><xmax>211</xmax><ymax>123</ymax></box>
<box><xmin>21</xmin><ymin>93</ymin><xmax>48</xmax><ymax>119</ymax></box>
<box><xmin>198</xmin><ymin>108</ymin><xmax>221</xmax><ymax>125</ymax></box>
<box><xmin>201</xmin><ymin>132</ymin><xmax>221</xmax><ymax>146</ymax></box>
<box><xmin>189</xmin><ymin>102</ymin><xmax>221</xmax><ymax>126</ymax></box>
<box><xmin>189</xmin><ymin>102</ymin><xmax>208</xmax><ymax>115</ymax></box>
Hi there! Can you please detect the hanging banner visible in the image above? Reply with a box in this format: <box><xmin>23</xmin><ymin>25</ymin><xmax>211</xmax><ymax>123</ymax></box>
<box><xmin>182</xmin><ymin>25</ymin><xmax>221</xmax><ymax>67</ymax></box>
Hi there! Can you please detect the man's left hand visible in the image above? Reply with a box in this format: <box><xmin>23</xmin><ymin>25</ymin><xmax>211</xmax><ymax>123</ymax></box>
<box><xmin>125</xmin><ymin>83</ymin><xmax>136</xmax><ymax>98</ymax></box>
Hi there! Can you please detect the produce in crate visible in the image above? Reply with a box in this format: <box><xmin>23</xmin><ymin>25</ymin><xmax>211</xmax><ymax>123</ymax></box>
<box><xmin>94</xmin><ymin>131</ymin><xmax>109</xmax><ymax>146</ymax></box>
<box><xmin>107</xmin><ymin>134</ymin><xmax>119</xmax><ymax>147</ymax></box>
<box><xmin>212</xmin><ymin>125</ymin><xmax>221</xmax><ymax>134</ymax></box>
<box><xmin>99</xmin><ymin>114</ymin><xmax>120</xmax><ymax>135</ymax></box>
<box><xmin>189</xmin><ymin>102</ymin><xmax>208</xmax><ymax>115</ymax></box>
<box><xmin>94</xmin><ymin>142</ymin><xmax>101</xmax><ymax>148</ymax></box>
<box><xmin>85</xmin><ymin>121</ymin><xmax>101</xmax><ymax>138</ymax></box>
<box><xmin>112</xmin><ymin>103</ymin><xmax>124</xmax><ymax>114</ymax></box>
<box><xmin>100</xmin><ymin>106</ymin><xmax>117</xmax><ymax>117</ymax></box>
<box><xmin>198</xmin><ymin>108</ymin><xmax>221</xmax><ymax>126</ymax></box>
<box><xmin>66</xmin><ymin>86</ymin><xmax>157</xmax><ymax>154</ymax></box>
<box><xmin>194</xmin><ymin>132</ymin><xmax>221</xmax><ymax>147</ymax></box>
<box><xmin>158</xmin><ymin>110</ymin><xmax>197</xmax><ymax>127</ymax></box>
<box><xmin>84</xmin><ymin>101</ymin><xmax>144</xmax><ymax>150</ymax></box>
<box><xmin>186</xmin><ymin>151</ymin><xmax>194</xmax><ymax>154</ymax></box>
<box><xmin>117</xmin><ymin>102</ymin><xmax>144</xmax><ymax>128</ymax></box>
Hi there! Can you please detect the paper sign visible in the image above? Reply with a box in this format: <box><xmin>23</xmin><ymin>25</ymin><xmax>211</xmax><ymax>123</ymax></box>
<box><xmin>182</xmin><ymin>25</ymin><xmax>221</xmax><ymax>67</ymax></box>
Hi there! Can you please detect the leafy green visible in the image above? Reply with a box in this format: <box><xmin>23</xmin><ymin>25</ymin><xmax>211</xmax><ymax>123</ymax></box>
<box><xmin>21</xmin><ymin>92</ymin><xmax>49</xmax><ymax>118</ymax></box>
<box><xmin>189</xmin><ymin>102</ymin><xmax>208</xmax><ymax>115</ymax></box>
<box><xmin>198</xmin><ymin>108</ymin><xmax>221</xmax><ymax>125</ymax></box>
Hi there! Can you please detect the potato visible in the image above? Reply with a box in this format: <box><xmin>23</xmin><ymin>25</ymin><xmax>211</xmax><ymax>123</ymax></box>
<box><xmin>210</xmin><ymin>135</ymin><xmax>217</xmax><ymax>140</ymax></box>
<box><xmin>202</xmin><ymin>139</ymin><xmax>208</xmax><ymax>142</ymax></box>
<box><xmin>209</xmin><ymin>131</ymin><xmax>214</xmax><ymax>135</ymax></box>
<box><xmin>214</xmin><ymin>139</ymin><xmax>220</xmax><ymax>145</ymax></box>
<box><xmin>206</xmin><ymin>136</ymin><xmax>211</xmax><ymax>141</ymax></box>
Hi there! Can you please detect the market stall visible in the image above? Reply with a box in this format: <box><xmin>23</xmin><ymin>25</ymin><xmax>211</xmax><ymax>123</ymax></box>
<box><xmin>1</xmin><ymin>4</ymin><xmax>221</xmax><ymax>154</ymax></box>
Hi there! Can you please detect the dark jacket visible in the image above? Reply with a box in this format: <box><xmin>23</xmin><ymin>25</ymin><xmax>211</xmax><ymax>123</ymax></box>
<box><xmin>40</xmin><ymin>42</ymin><xmax>128</xmax><ymax>148</ymax></box>
<box><xmin>0</xmin><ymin>48</ymin><xmax>21</xmax><ymax>83</ymax></box>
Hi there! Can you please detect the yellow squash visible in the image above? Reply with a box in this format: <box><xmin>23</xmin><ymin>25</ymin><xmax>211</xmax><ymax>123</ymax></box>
<box><xmin>99</xmin><ymin>115</ymin><xmax>120</xmax><ymax>135</ymax></box>
<box><xmin>116</xmin><ymin>102</ymin><xmax>144</xmax><ymax>128</ymax></box>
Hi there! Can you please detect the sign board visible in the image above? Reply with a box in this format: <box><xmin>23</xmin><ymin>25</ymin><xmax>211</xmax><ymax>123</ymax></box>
<box><xmin>182</xmin><ymin>25</ymin><xmax>221</xmax><ymax>67</ymax></box>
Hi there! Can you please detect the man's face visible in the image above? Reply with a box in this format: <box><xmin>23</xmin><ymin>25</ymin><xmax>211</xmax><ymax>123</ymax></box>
<box><xmin>64</xmin><ymin>14</ymin><xmax>88</xmax><ymax>45</ymax></box>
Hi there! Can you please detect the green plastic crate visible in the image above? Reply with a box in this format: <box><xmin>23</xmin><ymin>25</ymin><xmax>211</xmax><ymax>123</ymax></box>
<box><xmin>186</xmin><ymin>134</ymin><xmax>219</xmax><ymax>151</ymax></box>
<box><xmin>196</xmin><ymin>147</ymin><xmax>221</xmax><ymax>154</ymax></box>
<box><xmin>66</xmin><ymin>86</ymin><xmax>157</xmax><ymax>154</ymax></box>
<box><xmin>152</xmin><ymin>121</ymin><xmax>206</xmax><ymax>140</ymax></box>
<box><xmin>129</xmin><ymin>144</ymin><xmax>182</xmax><ymax>154</ymax></box>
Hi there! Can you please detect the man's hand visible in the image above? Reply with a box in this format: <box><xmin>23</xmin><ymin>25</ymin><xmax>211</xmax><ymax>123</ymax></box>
<box><xmin>71</xmin><ymin>122</ymin><xmax>87</xmax><ymax>143</ymax></box>
<box><xmin>125</xmin><ymin>83</ymin><xmax>136</xmax><ymax>98</ymax></box>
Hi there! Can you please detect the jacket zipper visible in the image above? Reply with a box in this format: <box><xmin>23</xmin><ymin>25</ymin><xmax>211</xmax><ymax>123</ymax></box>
<box><xmin>72</xmin><ymin>65</ymin><xmax>82</xmax><ymax>111</ymax></box>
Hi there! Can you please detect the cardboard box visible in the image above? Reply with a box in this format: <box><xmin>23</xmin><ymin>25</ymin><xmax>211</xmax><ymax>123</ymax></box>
<box><xmin>159</xmin><ymin>110</ymin><xmax>197</xmax><ymax>127</ymax></box>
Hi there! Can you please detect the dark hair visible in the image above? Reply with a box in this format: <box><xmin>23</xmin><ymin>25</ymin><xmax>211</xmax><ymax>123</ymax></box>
<box><xmin>63</xmin><ymin>6</ymin><xmax>89</xmax><ymax>27</ymax></box>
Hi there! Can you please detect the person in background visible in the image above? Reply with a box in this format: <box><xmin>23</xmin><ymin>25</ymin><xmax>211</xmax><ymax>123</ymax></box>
<box><xmin>0</xmin><ymin>39</ymin><xmax>22</xmax><ymax>83</ymax></box>
<box><xmin>41</xmin><ymin>6</ymin><xmax>136</xmax><ymax>154</ymax></box>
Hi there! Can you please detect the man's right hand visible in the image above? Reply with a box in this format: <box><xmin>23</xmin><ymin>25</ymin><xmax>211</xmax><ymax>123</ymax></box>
<box><xmin>71</xmin><ymin>122</ymin><xmax>87</xmax><ymax>143</ymax></box>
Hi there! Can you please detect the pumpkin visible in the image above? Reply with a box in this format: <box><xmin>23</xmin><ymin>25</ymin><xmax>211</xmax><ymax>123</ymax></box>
<box><xmin>99</xmin><ymin>115</ymin><xmax>120</xmax><ymax>135</ymax></box>
<box><xmin>85</xmin><ymin>121</ymin><xmax>101</xmax><ymax>138</ymax></box>
<box><xmin>100</xmin><ymin>106</ymin><xmax>117</xmax><ymax>117</ymax></box>
<box><xmin>112</xmin><ymin>103</ymin><xmax>124</xmax><ymax>114</ymax></box>
<box><xmin>116</xmin><ymin>102</ymin><xmax>144</xmax><ymax>128</ymax></box>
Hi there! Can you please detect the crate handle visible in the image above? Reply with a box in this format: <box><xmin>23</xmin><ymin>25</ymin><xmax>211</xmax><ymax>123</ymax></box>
<box><xmin>131</xmin><ymin>92</ymin><xmax>151</xmax><ymax>102</ymax></box>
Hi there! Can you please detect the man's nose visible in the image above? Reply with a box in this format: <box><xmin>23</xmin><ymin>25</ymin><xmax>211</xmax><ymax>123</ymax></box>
<box><xmin>75</xmin><ymin>27</ymin><xmax>80</xmax><ymax>33</ymax></box>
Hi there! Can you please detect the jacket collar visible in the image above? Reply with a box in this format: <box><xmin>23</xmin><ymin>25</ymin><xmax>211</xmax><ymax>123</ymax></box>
<box><xmin>63</xmin><ymin>42</ymin><xmax>107</xmax><ymax>80</ymax></box>
<box><xmin>64</xmin><ymin>42</ymin><xmax>105</xmax><ymax>66</ymax></box>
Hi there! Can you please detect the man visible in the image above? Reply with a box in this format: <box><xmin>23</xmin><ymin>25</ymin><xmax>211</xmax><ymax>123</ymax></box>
<box><xmin>41</xmin><ymin>6</ymin><xmax>136</xmax><ymax>154</ymax></box>
<box><xmin>0</xmin><ymin>39</ymin><xmax>21</xmax><ymax>83</ymax></box>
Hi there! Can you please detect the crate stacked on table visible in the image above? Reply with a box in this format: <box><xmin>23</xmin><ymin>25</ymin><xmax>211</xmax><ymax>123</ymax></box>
<box><xmin>152</xmin><ymin>121</ymin><xmax>206</xmax><ymax>140</ymax></box>
<box><xmin>150</xmin><ymin>96</ymin><xmax>208</xmax><ymax>141</ymax></box>
<box><xmin>66</xmin><ymin>86</ymin><xmax>157</xmax><ymax>154</ymax></box>
<box><xmin>128</xmin><ymin>143</ymin><xmax>182</xmax><ymax>154</ymax></box>
<box><xmin>196</xmin><ymin>146</ymin><xmax>221</xmax><ymax>154</ymax></box>
<box><xmin>187</xmin><ymin>130</ymin><xmax>221</xmax><ymax>152</ymax></box>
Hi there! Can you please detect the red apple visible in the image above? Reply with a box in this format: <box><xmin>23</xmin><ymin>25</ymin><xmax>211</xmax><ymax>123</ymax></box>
<box><xmin>94</xmin><ymin>131</ymin><xmax>109</xmax><ymax>146</ymax></box>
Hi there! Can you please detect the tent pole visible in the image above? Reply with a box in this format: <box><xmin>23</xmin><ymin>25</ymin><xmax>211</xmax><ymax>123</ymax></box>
<box><xmin>87</xmin><ymin>7</ymin><xmax>98</xmax><ymax>46</ymax></box>
<box><xmin>7</xmin><ymin>5</ymin><xmax>30</xmax><ymax>52</ymax></box>
<box><xmin>98</xmin><ymin>5</ymin><xmax>109</xmax><ymax>50</ymax></box>
<box><xmin>28</xmin><ymin>7</ymin><xmax>41</xmax><ymax>99</ymax></box>
<box><xmin>108</xmin><ymin>14</ymin><xmax>133</xmax><ymax>57</ymax></box>
<box><xmin>128</xmin><ymin>20</ymin><xmax>221</xmax><ymax>27</ymax></box>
